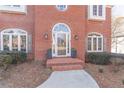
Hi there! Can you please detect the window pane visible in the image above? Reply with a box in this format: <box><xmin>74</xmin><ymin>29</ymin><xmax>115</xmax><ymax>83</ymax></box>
<box><xmin>98</xmin><ymin>38</ymin><xmax>102</xmax><ymax>50</ymax></box>
<box><xmin>88</xmin><ymin>37</ymin><xmax>92</xmax><ymax>51</ymax></box>
<box><xmin>20</xmin><ymin>35</ymin><xmax>26</xmax><ymax>52</ymax></box>
<box><xmin>57</xmin><ymin>33</ymin><xmax>66</xmax><ymax>55</ymax></box>
<box><xmin>54</xmin><ymin>24</ymin><xmax>69</xmax><ymax>32</ymax></box>
<box><xmin>93</xmin><ymin>38</ymin><xmax>97</xmax><ymax>51</ymax></box>
<box><xmin>12</xmin><ymin>35</ymin><xmax>18</xmax><ymax>51</ymax></box>
<box><xmin>56</xmin><ymin>5</ymin><xmax>67</xmax><ymax>11</ymax></box>
<box><xmin>3</xmin><ymin>35</ymin><xmax>9</xmax><ymax>51</ymax></box>
<box><xmin>93</xmin><ymin>5</ymin><xmax>97</xmax><ymax>16</ymax></box>
<box><xmin>99</xmin><ymin>5</ymin><xmax>103</xmax><ymax>16</ymax></box>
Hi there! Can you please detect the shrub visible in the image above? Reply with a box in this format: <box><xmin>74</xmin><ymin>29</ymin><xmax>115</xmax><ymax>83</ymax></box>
<box><xmin>0</xmin><ymin>54</ymin><xmax>12</xmax><ymax>70</ymax></box>
<box><xmin>18</xmin><ymin>52</ymin><xmax>27</xmax><ymax>63</ymax></box>
<box><xmin>86</xmin><ymin>52</ymin><xmax>111</xmax><ymax>65</ymax></box>
<box><xmin>110</xmin><ymin>53</ymin><xmax>124</xmax><ymax>65</ymax></box>
<box><xmin>0</xmin><ymin>51</ymin><xmax>27</xmax><ymax>64</ymax></box>
<box><xmin>11</xmin><ymin>52</ymin><xmax>27</xmax><ymax>64</ymax></box>
<box><xmin>10</xmin><ymin>52</ymin><xmax>18</xmax><ymax>64</ymax></box>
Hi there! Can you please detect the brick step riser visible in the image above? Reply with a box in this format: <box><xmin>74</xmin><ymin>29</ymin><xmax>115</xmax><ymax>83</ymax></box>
<box><xmin>47</xmin><ymin>62</ymin><xmax>84</xmax><ymax>68</ymax></box>
<box><xmin>47</xmin><ymin>61</ymin><xmax>83</xmax><ymax>66</ymax></box>
<box><xmin>52</xmin><ymin>65</ymin><xmax>83</xmax><ymax>71</ymax></box>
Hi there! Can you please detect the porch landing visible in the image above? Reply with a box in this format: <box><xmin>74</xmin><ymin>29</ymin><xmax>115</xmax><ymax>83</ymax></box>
<box><xmin>47</xmin><ymin>58</ymin><xmax>84</xmax><ymax>71</ymax></box>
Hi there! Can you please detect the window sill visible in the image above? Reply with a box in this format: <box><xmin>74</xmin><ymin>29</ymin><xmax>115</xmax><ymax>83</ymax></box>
<box><xmin>0</xmin><ymin>9</ymin><xmax>27</xmax><ymax>14</ymax></box>
<box><xmin>87</xmin><ymin>51</ymin><xmax>104</xmax><ymax>52</ymax></box>
<box><xmin>0</xmin><ymin>6</ymin><xmax>27</xmax><ymax>15</ymax></box>
<box><xmin>88</xmin><ymin>17</ymin><xmax>105</xmax><ymax>21</ymax></box>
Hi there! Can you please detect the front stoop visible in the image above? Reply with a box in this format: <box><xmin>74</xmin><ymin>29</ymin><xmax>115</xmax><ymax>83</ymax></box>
<box><xmin>47</xmin><ymin>58</ymin><xmax>84</xmax><ymax>71</ymax></box>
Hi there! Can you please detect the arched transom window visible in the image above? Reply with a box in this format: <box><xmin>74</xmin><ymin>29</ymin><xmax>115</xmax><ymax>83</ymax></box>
<box><xmin>53</xmin><ymin>23</ymin><xmax>70</xmax><ymax>33</ymax></box>
<box><xmin>87</xmin><ymin>32</ymin><xmax>103</xmax><ymax>52</ymax></box>
<box><xmin>1</xmin><ymin>28</ymin><xmax>28</xmax><ymax>52</ymax></box>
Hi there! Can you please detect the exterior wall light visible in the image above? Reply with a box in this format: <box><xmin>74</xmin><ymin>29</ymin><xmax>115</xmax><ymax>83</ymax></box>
<box><xmin>74</xmin><ymin>35</ymin><xmax>79</xmax><ymax>40</ymax></box>
<box><xmin>44</xmin><ymin>33</ymin><xmax>48</xmax><ymax>40</ymax></box>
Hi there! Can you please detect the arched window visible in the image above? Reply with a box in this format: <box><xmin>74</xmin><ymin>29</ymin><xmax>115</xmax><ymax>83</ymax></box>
<box><xmin>87</xmin><ymin>32</ymin><xmax>103</xmax><ymax>52</ymax></box>
<box><xmin>56</xmin><ymin>5</ymin><xmax>68</xmax><ymax>11</ymax></box>
<box><xmin>53</xmin><ymin>23</ymin><xmax>70</xmax><ymax>33</ymax></box>
<box><xmin>1</xmin><ymin>28</ymin><xmax>28</xmax><ymax>52</ymax></box>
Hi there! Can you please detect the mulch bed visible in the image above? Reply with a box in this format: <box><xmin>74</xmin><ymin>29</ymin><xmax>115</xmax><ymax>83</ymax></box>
<box><xmin>84</xmin><ymin>63</ymin><xmax>124</xmax><ymax>88</ymax></box>
<box><xmin>0</xmin><ymin>61</ymin><xmax>52</xmax><ymax>88</ymax></box>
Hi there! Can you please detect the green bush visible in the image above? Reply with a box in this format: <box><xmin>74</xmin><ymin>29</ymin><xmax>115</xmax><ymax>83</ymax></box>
<box><xmin>18</xmin><ymin>52</ymin><xmax>27</xmax><ymax>63</ymax></box>
<box><xmin>86</xmin><ymin>52</ymin><xmax>111</xmax><ymax>65</ymax></box>
<box><xmin>0</xmin><ymin>51</ymin><xmax>27</xmax><ymax>64</ymax></box>
<box><xmin>0</xmin><ymin>54</ymin><xmax>12</xmax><ymax>70</ymax></box>
<box><xmin>9</xmin><ymin>52</ymin><xmax>18</xmax><ymax>64</ymax></box>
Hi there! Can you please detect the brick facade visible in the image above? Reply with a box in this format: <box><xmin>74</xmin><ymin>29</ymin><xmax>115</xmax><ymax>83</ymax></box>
<box><xmin>0</xmin><ymin>5</ymin><xmax>111</xmax><ymax>62</ymax></box>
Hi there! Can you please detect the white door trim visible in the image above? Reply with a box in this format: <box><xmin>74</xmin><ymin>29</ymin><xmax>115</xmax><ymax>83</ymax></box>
<box><xmin>52</xmin><ymin>23</ymin><xmax>71</xmax><ymax>57</ymax></box>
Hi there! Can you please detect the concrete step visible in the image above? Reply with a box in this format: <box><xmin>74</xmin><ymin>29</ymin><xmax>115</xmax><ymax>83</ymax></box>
<box><xmin>52</xmin><ymin>64</ymin><xmax>83</xmax><ymax>71</ymax></box>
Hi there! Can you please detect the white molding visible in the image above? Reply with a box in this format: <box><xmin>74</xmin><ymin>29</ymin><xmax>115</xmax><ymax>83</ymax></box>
<box><xmin>18</xmin><ymin>35</ymin><xmax>21</xmax><ymax>51</ymax></box>
<box><xmin>52</xmin><ymin>23</ymin><xmax>71</xmax><ymax>57</ymax></box>
<box><xmin>87</xmin><ymin>32</ymin><xmax>104</xmax><ymax>52</ymax></box>
<box><xmin>88</xmin><ymin>5</ymin><xmax>106</xmax><ymax>20</ymax></box>
<box><xmin>0</xmin><ymin>5</ymin><xmax>27</xmax><ymax>14</ymax></box>
<box><xmin>1</xmin><ymin>28</ymin><xmax>28</xmax><ymax>53</ymax></box>
<box><xmin>10</xmin><ymin>35</ymin><xmax>12</xmax><ymax>51</ymax></box>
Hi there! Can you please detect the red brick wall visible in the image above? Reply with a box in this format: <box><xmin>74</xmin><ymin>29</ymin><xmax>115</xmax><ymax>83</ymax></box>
<box><xmin>0</xmin><ymin>5</ymin><xmax>111</xmax><ymax>61</ymax></box>
<box><xmin>85</xmin><ymin>6</ymin><xmax>111</xmax><ymax>52</ymax></box>
<box><xmin>34</xmin><ymin>5</ymin><xmax>111</xmax><ymax>61</ymax></box>
<box><xmin>34</xmin><ymin>5</ymin><xmax>87</xmax><ymax>61</ymax></box>
<box><xmin>0</xmin><ymin>5</ymin><xmax>35</xmax><ymax>59</ymax></box>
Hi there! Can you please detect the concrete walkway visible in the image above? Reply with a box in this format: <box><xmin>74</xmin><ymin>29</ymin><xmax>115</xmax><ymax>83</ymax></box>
<box><xmin>38</xmin><ymin>70</ymin><xmax>99</xmax><ymax>88</ymax></box>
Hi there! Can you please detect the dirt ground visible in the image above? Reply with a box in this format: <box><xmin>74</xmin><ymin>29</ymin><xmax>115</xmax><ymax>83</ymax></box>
<box><xmin>0</xmin><ymin>61</ymin><xmax>52</xmax><ymax>88</ymax></box>
<box><xmin>1</xmin><ymin>60</ymin><xmax>124</xmax><ymax>88</ymax></box>
<box><xmin>84</xmin><ymin>63</ymin><xmax>124</xmax><ymax>88</ymax></box>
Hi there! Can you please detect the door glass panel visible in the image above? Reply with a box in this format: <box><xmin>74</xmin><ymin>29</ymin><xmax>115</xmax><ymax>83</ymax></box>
<box><xmin>53</xmin><ymin>34</ymin><xmax>55</xmax><ymax>54</ymax></box>
<box><xmin>20</xmin><ymin>35</ymin><xmax>26</xmax><ymax>52</ymax></box>
<box><xmin>3</xmin><ymin>35</ymin><xmax>9</xmax><ymax>51</ymax></box>
<box><xmin>12</xmin><ymin>35</ymin><xmax>18</xmax><ymax>51</ymax></box>
<box><xmin>67</xmin><ymin>34</ymin><xmax>69</xmax><ymax>53</ymax></box>
<box><xmin>57</xmin><ymin>33</ymin><xmax>66</xmax><ymax>55</ymax></box>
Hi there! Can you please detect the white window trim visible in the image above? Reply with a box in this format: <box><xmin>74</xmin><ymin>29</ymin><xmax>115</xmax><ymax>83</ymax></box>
<box><xmin>52</xmin><ymin>23</ymin><xmax>71</xmax><ymax>57</ymax></box>
<box><xmin>87</xmin><ymin>32</ymin><xmax>104</xmax><ymax>52</ymax></box>
<box><xmin>88</xmin><ymin>5</ymin><xmax>106</xmax><ymax>20</ymax></box>
<box><xmin>56</xmin><ymin>5</ymin><xmax>68</xmax><ymax>11</ymax></box>
<box><xmin>1</xmin><ymin>28</ymin><xmax>28</xmax><ymax>53</ymax></box>
<box><xmin>0</xmin><ymin>5</ymin><xmax>27</xmax><ymax>14</ymax></box>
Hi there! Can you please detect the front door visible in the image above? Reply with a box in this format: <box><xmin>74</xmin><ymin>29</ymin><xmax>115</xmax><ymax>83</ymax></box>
<box><xmin>52</xmin><ymin>31</ymin><xmax>70</xmax><ymax>57</ymax></box>
<box><xmin>52</xmin><ymin>23</ymin><xmax>71</xmax><ymax>57</ymax></box>
<box><xmin>57</xmin><ymin>32</ymin><xmax>67</xmax><ymax>56</ymax></box>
